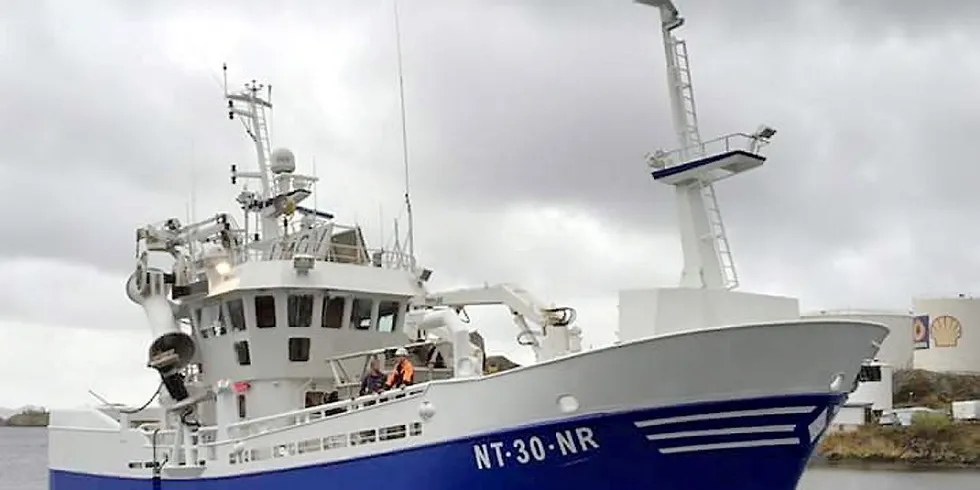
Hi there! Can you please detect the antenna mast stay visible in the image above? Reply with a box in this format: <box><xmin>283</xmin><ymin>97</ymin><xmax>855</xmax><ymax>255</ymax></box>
<box><xmin>636</xmin><ymin>0</ymin><xmax>777</xmax><ymax>291</ymax></box>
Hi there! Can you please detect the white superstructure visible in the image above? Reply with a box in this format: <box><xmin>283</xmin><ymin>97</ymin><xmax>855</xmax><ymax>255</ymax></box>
<box><xmin>913</xmin><ymin>296</ymin><xmax>980</xmax><ymax>373</ymax></box>
<box><xmin>618</xmin><ymin>0</ymin><xmax>799</xmax><ymax>341</ymax></box>
<box><xmin>802</xmin><ymin>310</ymin><xmax>914</xmax><ymax>370</ymax></box>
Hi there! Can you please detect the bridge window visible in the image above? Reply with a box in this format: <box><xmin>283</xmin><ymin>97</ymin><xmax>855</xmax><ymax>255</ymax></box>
<box><xmin>377</xmin><ymin>301</ymin><xmax>401</xmax><ymax>333</ymax></box>
<box><xmin>255</xmin><ymin>295</ymin><xmax>276</xmax><ymax>329</ymax></box>
<box><xmin>234</xmin><ymin>340</ymin><xmax>251</xmax><ymax>366</ymax></box>
<box><xmin>322</xmin><ymin>296</ymin><xmax>345</xmax><ymax>329</ymax></box>
<box><xmin>289</xmin><ymin>337</ymin><xmax>311</xmax><ymax>362</ymax></box>
<box><xmin>227</xmin><ymin>298</ymin><xmax>246</xmax><ymax>331</ymax></box>
<box><xmin>351</xmin><ymin>299</ymin><xmax>372</xmax><ymax>330</ymax></box>
<box><xmin>288</xmin><ymin>294</ymin><xmax>314</xmax><ymax>328</ymax></box>
<box><xmin>213</xmin><ymin>306</ymin><xmax>228</xmax><ymax>336</ymax></box>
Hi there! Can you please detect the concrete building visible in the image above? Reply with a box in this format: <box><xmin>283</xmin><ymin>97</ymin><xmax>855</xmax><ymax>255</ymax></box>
<box><xmin>913</xmin><ymin>296</ymin><xmax>980</xmax><ymax>373</ymax></box>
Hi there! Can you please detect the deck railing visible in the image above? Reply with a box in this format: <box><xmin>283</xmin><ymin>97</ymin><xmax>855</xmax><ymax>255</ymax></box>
<box><xmin>646</xmin><ymin>132</ymin><xmax>768</xmax><ymax>170</ymax></box>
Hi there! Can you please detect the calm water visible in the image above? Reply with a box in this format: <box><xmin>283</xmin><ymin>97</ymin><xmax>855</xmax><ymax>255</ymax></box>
<box><xmin>1</xmin><ymin>427</ymin><xmax>976</xmax><ymax>489</ymax></box>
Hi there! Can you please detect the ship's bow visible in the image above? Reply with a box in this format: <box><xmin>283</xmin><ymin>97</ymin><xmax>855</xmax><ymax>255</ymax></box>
<box><xmin>441</xmin><ymin>319</ymin><xmax>887</xmax><ymax>490</ymax></box>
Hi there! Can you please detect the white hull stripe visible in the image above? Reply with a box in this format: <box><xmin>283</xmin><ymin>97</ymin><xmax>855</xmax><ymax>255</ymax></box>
<box><xmin>659</xmin><ymin>437</ymin><xmax>802</xmax><ymax>454</ymax></box>
<box><xmin>807</xmin><ymin>408</ymin><xmax>830</xmax><ymax>443</ymax></box>
<box><xmin>634</xmin><ymin>406</ymin><xmax>816</xmax><ymax>427</ymax></box>
<box><xmin>645</xmin><ymin>424</ymin><xmax>796</xmax><ymax>441</ymax></box>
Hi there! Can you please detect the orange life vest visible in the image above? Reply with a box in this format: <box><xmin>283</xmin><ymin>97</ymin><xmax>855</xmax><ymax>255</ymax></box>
<box><xmin>386</xmin><ymin>358</ymin><xmax>415</xmax><ymax>388</ymax></box>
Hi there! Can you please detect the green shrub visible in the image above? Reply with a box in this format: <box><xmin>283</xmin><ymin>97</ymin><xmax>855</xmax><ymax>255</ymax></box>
<box><xmin>908</xmin><ymin>411</ymin><xmax>953</xmax><ymax>439</ymax></box>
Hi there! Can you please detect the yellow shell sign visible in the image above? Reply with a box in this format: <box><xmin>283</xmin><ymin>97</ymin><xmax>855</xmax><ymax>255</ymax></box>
<box><xmin>930</xmin><ymin>315</ymin><xmax>962</xmax><ymax>348</ymax></box>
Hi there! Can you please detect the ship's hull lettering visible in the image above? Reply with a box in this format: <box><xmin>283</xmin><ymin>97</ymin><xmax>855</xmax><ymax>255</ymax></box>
<box><xmin>472</xmin><ymin>426</ymin><xmax>599</xmax><ymax>469</ymax></box>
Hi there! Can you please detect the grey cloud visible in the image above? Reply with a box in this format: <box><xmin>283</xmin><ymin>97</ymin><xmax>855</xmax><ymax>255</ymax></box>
<box><xmin>3</xmin><ymin>0</ymin><xmax>980</xmax><ymax>331</ymax></box>
<box><xmin>392</xmin><ymin>0</ymin><xmax>980</xmax><ymax>310</ymax></box>
<box><xmin>0</xmin><ymin>260</ymin><xmax>144</xmax><ymax>331</ymax></box>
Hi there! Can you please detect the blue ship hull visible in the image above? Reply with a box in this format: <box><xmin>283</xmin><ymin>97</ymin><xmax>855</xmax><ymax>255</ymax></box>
<box><xmin>50</xmin><ymin>393</ymin><xmax>841</xmax><ymax>490</ymax></box>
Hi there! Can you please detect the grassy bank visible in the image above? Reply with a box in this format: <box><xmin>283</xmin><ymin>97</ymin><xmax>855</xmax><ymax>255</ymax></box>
<box><xmin>815</xmin><ymin>369</ymin><xmax>980</xmax><ymax>468</ymax></box>
<box><xmin>818</xmin><ymin>413</ymin><xmax>980</xmax><ymax>467</ymax></box>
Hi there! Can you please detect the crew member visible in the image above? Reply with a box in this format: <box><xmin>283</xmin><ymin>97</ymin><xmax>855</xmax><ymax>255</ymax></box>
<box><xmin>385</xmin><ymin>347</ymin><xmax>415</xmax><ymax>389</ymax></box>
<box><xmin>359</xmin><ymin>358</ymin><xmax>386</xmax><ymax>396</ymax></box>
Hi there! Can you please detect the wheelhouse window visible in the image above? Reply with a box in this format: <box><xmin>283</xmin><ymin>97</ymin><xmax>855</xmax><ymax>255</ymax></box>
<box><xmin>255</xmin><ymin>295</ymin><xmax>276</xmax><ymax>329</ymax></box>
<box><xmin>288</xmin><ymin>294</ymin><xmax>314</xmax><ymax>328</ymax></box>
<box><xmin>289</xmin><ymin>337</ymin><xmax>311</xmax><ymax>362</ymax></box>
<box><xmin>322</xmin><ymin>296</ymin><xmax>345</xmax><ymax>329</ymax></box>
<box><xmin>377</xmin><ymin>301</ymin><xmax>401</xmax><ymax>333</ymax></box>
<box><xmin>234</xmin><ymin>340</ymin><xmax>251</xmax><ymax>366</ymax></box>
<box><xmin>213</xmin><ymin>305</ymin><xmax>228</xmax><ymax>336</ymax></box>
<box><xmin>201</xmin><ymin>304</ymin><xmax>226</xmax><ymax>336</ymax></box>
<box><xmin>227</xmin><ymin>298</ymin><xmax>247</xmax><ymax>331</ymax></box>
<box><xmin>350</xmin><ymin>298</ymin><xmax>373</xmax><ymax>330</ymax></box>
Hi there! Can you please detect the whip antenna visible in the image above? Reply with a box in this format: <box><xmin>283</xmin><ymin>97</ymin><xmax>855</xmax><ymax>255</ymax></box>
<box><xmin>392</xmin><ymin>0</ymin><xmax>416</xmax><ymax>270</ymax></box>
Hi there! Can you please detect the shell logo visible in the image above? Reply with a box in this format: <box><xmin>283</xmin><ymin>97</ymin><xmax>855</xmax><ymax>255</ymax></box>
<box><xmin>930</xmin><ymin>315</ymin><xmax>962</xmax><ymax>348</ymax></box>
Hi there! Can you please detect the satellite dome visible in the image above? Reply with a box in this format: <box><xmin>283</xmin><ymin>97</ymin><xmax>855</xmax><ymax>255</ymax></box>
<box><xmin>270</xmin><ymin>148</ymin><xmax>296</xmax><ymax>174</ymax></box>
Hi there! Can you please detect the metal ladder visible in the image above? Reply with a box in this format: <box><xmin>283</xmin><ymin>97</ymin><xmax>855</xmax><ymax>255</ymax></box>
<box><xmin>253</xmin><ymin>102</ymin><xmax>274</xmax><ymax>190</ymax></box>
<box><xmin>670</xmin><ymin>37</ymin><xmax>702</xmax><ymax>152</ymax></box>
<box><xmin>699</xmin><ymin>180</ymin><xmax>739</xmax><ymax>290</ymax></box>
<box><xmin>670</xmin><ymin>35</ymin><xmax>739</xmax><ymax>290</ymax></box>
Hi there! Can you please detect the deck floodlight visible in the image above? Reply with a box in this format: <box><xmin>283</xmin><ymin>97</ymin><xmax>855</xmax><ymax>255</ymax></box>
<box><xmin>755</xmin><ymin>125</ymin><xmax>777</xmax><ymax>140</ymax></box>
<box><xmin>214</xmin><ymin>260</ymin><xmax>232</xmax><ymax>276</ymax></box>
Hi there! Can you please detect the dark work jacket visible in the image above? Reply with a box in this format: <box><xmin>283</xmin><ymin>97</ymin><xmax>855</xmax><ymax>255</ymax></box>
<box><xmin>360</xmin><ymin>370</ymin><xmax>385</xmax><ymax>395</ymax></box>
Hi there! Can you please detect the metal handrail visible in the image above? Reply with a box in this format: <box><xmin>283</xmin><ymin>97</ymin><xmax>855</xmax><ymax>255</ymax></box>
<box><xmin>647</xmin><ymin>132</ymin><xmax>769</xmax><ymax>170</ymax></box>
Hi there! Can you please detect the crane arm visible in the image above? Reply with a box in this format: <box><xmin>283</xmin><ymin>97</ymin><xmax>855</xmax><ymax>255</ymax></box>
<box><xmin>423</xmin><ymin>283</ymin><xmax>582</xmax><ymax>362</ymax></box>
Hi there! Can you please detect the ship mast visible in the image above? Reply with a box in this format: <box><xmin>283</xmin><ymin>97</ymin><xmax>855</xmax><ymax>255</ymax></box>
<box><xmin>223</xmin><ymin>64</ymin><xmax>320</xmax><ymax>253</ymax></box>
<box><xmin>636</xmin><ymin>0</ymin><xmax>777</xmax><ymax>291</ymax></box>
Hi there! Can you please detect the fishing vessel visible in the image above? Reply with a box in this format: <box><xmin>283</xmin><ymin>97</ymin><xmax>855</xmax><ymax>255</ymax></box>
<box><xmin>48</xmin><ymin>2</ymin><xmax>887</xmax><ymax>489</ymax></box>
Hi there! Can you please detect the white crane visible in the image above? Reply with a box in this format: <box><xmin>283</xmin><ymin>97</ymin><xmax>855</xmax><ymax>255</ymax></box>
<box><xmin>424</xmin><ymin>283</ymin><xmax>583</xmax><ymax>362</ymax></box>
<box><xmin>636</xmin><ymin>0</ymin><xmax>777</xmax><ymax>291</ymax></box>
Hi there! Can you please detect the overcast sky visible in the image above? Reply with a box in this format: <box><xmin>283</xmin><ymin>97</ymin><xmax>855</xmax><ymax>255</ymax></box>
<box><xmin>2</xmin><ymin>0</ymin><xmax>979</xmax><ymax>409</ymax></box>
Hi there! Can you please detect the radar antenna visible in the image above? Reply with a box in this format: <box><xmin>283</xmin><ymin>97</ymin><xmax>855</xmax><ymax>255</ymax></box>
<box><xmin>636</xmin><ymin>0</ymin><xmax>777</xmax><ymax>291</ymax></box>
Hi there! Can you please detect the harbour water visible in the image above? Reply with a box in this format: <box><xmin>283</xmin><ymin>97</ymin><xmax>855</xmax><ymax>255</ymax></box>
<box><xmin>0</xmin><ymin>427</ymin><xmax>974</xmax><ymax>489</ymax></box>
